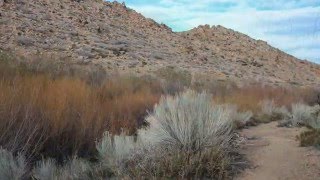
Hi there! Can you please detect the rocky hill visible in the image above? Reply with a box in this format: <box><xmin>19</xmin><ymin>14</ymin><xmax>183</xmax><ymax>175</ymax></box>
<box><xmin>1</xmin><ymin>0</ymin><xmax>320</xmax><ymax>86</ymax></box>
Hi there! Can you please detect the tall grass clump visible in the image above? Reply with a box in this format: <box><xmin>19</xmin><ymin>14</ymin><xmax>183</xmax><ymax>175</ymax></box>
<box><xmin>281</xmin><ymin>103</ymin><xmax>320</xmax><ymax>148</ymax></box>
<box><xmin>225</xmin><ymin>105</ymin><xmax>253</xmax><ymax>129</ymax></box>
<box><xmin>253</xmin><ymin>100</ymin><xmax>290</xmax><ymax>124</ymax></box>
<box><xmin>140</xmin><ymin>90</ymin><xmax>233</xmax><ymax>152</ymax></box>
<box><xmin>32</xmin><ymin>159</ymin><xmax>58</xmax><ymax>180</ymax></box>
<box><xmin>91</xmin><ymin>91</ymin><xmax>243</xmax><ymax>179</ymax></box>
<box><xmin>298</xmin><ymin>109</ymin><xmax>320</xmax><ymax>148</ymax></box>
<box><xmin>291</xmin><ymin>104</ymin><xmax>320</xmax><ymax>126</ymax></box>
<box><xmin>95</xmin><ymin>132</ymin><xmax>137</xmax><ymax>177</ymax></box>
<box><xmin>32</xmin><ymin>157</ymin><xmax>92</xmax><ymax>179</ymax></box>
<box><xmin>131</xmin><ymin>90</ymin><xmax>239</xmax><ymax>179</ymax></box>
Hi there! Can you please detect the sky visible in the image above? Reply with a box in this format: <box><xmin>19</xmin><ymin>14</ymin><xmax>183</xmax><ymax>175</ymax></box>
<box><xmin>111</xmin><ymin>0</ymin><xmax>320</xmax><ymax>63</ymax></box>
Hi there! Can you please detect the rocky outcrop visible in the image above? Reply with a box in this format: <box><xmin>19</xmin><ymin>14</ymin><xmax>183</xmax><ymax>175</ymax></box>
<box><xmin>0</xmin><ymin>0</ymin><xmax>319</xmax><ymax>86</ymax></box>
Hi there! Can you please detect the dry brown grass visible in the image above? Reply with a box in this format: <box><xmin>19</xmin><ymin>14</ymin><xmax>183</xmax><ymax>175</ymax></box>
<box><xmin>1</xmin><ymin>50</ymin><xmax>319</xmax><ymax>167</ymax></box>
<box><xmin>0</xmin><ymin>59</ymin><xmax>160</xmax><ymax>162</ymax></box>
<box><xmin>299</xmin><ymin>129</ymin><xmax>320</xmax><ymax>148</ymax></box>
<box><xmin>213</xmin><ymin>84</ymin><xmax>318</xmax><ymax>113</ymax></box>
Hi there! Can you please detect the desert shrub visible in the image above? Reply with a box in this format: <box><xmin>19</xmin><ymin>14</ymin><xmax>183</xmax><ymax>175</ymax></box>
<box><xmin>133</xmin><ymin>90</ymin><xmax>238</xmax><ymax>179</ymax></box>
<box><xmin>290</xmin><ymin>104</ymin><xmax>320</xmax><ymax>126</ymax></box>
<box><xmin>33</xmin><ymin>157</ymin><xmax>92</xmax><ymax>179</ymax></box>
<box><xmin>58</xmin><ymin>158</ymin><xmax>92</xmax><ymax>180</ymax></box>
<box><xmin>219</xmin><ymin>105</ymin><xmax>253</xmax><ymax>129</ymax></box>
<box><xmin>96</xmin><ymin>132</ymin><xmax>136</xmax><ymax>177</ymax></box>
<box><xmin>231</xmin><ymin>110</ymin><xmax>253</xmax><ymax>129</ymax></box>
<box><xmin>289</xmin><ymin>104</ymin><xmax>320</xmax><ymax>129</ymax></box>
<box><xmin>33</xmin><ymin>159</ymin><xmax>58</xmax><ymax>180</ymax></box>
<box><xmin>139</xmin><ymin>90</ymin><xmax>233</xmax><ymax>152</ymax></box>
<box><xmin>306</xmin><ymin>113</ymin><xmax>320</xmax><ymax>130</ymax></box>
<box><xmin>282</xmin><ymin>103</ymin><xmax>320</xmax><ymax>148</ymax></box>
<box><xmin>234</xmin><ymin>111</ymin><xmax>253</xmax><ymax>128</ymax></box>
<box><xmin>0</xmin><ymin>149</ymin><xmax>27</xmax><ymax>180</ymax></box>
<box><xmin>92</xmin><ymin>91</ymin><xmax>242</xmax><ymax>179</ymax></box>
<box><xmin>253</xmin><ymin>100</ymin><xmax>290</xmax><ymax>124</ymax></box>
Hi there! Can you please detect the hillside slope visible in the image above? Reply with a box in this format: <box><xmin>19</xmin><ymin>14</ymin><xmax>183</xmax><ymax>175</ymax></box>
<box><xmin>1</xmin><ymin>0</ymin><xmax>320</xmax><ymax>86</ymax></box>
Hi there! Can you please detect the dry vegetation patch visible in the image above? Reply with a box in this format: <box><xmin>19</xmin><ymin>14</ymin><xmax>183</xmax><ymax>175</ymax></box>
<box><xmin>1</xmin><ymin>51</ymin><xmax>320</xmax><ymax>179</ymax></box>
<box><xmin>0</xmin><ymin>53</ymin><xmax>160</xmax><ymax>162</ymax></box>
<box><xmin>213</xmin><ymin>84</ymin><xmax>317</xmax><ymax>113</ymax></box>
<box><xmin>299</xmin><ymin>129</ymin><xmax>320</xmax><ymax>148</ymax></box>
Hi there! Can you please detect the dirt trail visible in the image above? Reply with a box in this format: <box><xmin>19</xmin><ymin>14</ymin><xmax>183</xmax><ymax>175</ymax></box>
<box><xmin>237</xmin><ymin>122</ymin><xmax>320</xmax><ymax>180</ymax></box>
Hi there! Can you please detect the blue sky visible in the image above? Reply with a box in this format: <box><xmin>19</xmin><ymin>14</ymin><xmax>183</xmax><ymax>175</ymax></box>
<box><xmin>113</xmin><ymin>0</ymin><xmax>320</xmax><ymax>63</ymax></box>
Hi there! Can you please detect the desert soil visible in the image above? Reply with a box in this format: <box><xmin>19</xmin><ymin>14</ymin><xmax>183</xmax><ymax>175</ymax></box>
<box><xmin>237</xmin><ymin>122</ymin><xmax>320</xmax><ymax>180</ymax></box>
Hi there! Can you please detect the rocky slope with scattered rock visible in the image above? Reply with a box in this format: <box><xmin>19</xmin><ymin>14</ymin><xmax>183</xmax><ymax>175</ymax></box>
<box><xmin>1</xmin><ymin>0</ymin><xmax>320</xmax><ymax>86</ymax></box>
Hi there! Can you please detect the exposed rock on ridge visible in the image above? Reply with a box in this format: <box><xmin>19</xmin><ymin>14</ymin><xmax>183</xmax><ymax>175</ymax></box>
<box><xmin>0</xmin><ymin>0</ymin><xmax>319</xmax><ymax>86</ymax></box>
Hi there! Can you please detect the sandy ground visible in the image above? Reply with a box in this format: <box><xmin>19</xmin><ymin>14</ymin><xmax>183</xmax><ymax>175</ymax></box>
<box><xmin>237</xmin><ymin>122</ymin><xmax>320</xmax><ymax>180</ymax></box>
